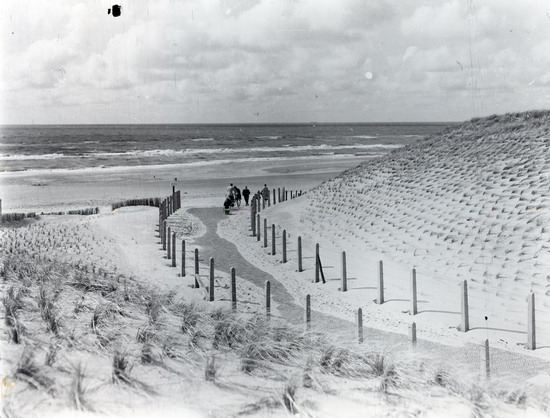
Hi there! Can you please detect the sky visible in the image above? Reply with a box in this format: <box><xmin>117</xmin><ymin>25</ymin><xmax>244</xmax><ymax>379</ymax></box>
<box><xmin>1</xmin><ymin>0</ymin><xmax>550</xmax><ymax>124</ymax></box>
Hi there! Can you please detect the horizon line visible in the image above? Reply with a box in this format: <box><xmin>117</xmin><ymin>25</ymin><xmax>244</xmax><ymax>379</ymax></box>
<box><xmin>0</xmin><ymin>121</ymin><xmax>460</xmax><ymax>127</ymax></box>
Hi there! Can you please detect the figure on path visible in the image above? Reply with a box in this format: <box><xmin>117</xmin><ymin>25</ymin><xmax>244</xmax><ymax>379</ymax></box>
<box><xmin>242</xmin><ymin>186</ymin><xmax>250</xmax><ymax>205</ymax></box>
<box><xmin>261</xmin><ymin>184</ymin><xmax>270</xmax><ymax>204</ymax></box>
<box><xmin>235</xmin><ymin>186</ymin><xmax>242</xmax><ymax>208</ymax></box>
<box><xmin>223</xmin><ymin>195</ymin><xmax>234</xmax><ymax>215</ymax></box>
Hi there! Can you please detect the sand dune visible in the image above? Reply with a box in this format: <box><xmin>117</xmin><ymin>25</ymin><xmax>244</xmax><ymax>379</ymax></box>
<box><xmin>261</xmin><ymin>111</ymin><xmax>550</xmax><ymax>352</ymax></box>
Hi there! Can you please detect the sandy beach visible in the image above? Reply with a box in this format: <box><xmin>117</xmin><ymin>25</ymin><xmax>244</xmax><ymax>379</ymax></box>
<box><xmin>0</xmin><ymin>155</ymin><xmax>372</xmax><ymax>212</ymax></box>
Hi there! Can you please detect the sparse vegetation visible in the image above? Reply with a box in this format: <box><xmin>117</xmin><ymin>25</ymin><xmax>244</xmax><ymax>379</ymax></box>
<box><xmin>2</xmin><ymin>142</ymin><xmax>550</xmax><ymax>418</ymax></box>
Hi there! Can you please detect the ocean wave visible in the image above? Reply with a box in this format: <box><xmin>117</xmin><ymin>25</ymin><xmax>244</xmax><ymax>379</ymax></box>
<box><xmin>351</xmin><ymin>135</ymin><xmax>378</xmax><ymax>139</ymax></box>
<box><xmin>0</xmin><ymin>144</ymin><xmax>402</xmax><ymax>163</ymax></box>
<box><xmin>0</xmin><ymin>153</ymin><xmax>65</xmax><ymax>160</ymax></box>
<box><xmin>255</xmin><ymin>136</ymin><xmax>282</xmax><ymax>140</ymax></box>
<box><xmin>91</xmin><ymin>143</ymin><xmax>403</xmax><ymax>158</ymax></box>
<box><xmin>0</xmin><ymin>153</ymin><xmax>377</xmax><ymax>176</ymax></box>
<box><xmin>191</xmin><ymin>137</ymin><xmax>214</xmax><ymax>142</ymax></box>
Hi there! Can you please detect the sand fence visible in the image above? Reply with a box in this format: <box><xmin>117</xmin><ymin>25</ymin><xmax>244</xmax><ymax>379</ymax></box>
<box><xmin>0</xmin><ymin>198</ymin><xmax>102</xmax><ymax>222</ymax></box>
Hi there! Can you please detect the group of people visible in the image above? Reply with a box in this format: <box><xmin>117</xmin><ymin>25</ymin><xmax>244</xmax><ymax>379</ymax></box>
<box><xmin>224</xmin><ymin>183</ymin><xmax>251</xmax><ymax>214</ymax></box>
<box><xmin>223</xmin><ymin>183</ymin><xmax>270</xmax><ymax>214</ymax></box>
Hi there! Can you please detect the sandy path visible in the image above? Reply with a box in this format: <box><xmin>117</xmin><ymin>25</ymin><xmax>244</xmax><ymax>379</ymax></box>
<box><xmin>202</xmin><ymin>204</ymin><xmax>550</xmax><ymax>382</ymax></box>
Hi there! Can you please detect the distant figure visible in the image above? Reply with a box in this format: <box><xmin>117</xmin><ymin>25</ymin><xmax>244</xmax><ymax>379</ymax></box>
<box><xmin>224</xmin><ymin>196</ymin><xmax>234</xmax><ymax>215</ymax></box>
<box><xmin>261</xmin><ymin>184</ymin><xmax>270</xmax><ymax>203</ymax></box>
<box><xmin>227</xmin><ymin>183</ymin><xmax>234</xmax><ymax>197</ymax></box>
<box><xmin>242</xmin><ymin>186</ymin><xmax>250</xmax><ymax>205</ymax></box>
<box><xmin>234</xmin><ymin>186</ymin><xmax>242</xmax><ymax>208</ymax></box>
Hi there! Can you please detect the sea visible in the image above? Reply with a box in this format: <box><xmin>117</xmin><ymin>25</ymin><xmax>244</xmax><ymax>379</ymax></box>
<box><xmin>0</xmin><ymin>123</ymin><xmax>451</xmax><ymax>173</ymax></box>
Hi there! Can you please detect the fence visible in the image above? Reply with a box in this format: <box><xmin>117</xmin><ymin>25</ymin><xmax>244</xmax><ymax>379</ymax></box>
<box><xmin>154</xmin><ymin>184</ymin><xmax>536</xmax><ymax>381</ymax></box>
<box><xmin>247</xmin><ymin>187</ymin><xmax>543</xmax><ymax>353</ymax></box>
<box><xmin>112</xmin><ymin>197</ymin><xmax>162</xmax><ymax>211</ymax></box>
<box><xmin>1</xmin><ymin>207</ymin><xmax>100</xmax><ymax>222</ymax></box>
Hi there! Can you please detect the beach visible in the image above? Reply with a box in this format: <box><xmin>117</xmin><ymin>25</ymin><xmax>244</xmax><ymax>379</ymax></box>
<box><xmin>2</xmin><ymin>116</ymin><xmax>550</xmax><ymax>417</ymax></box>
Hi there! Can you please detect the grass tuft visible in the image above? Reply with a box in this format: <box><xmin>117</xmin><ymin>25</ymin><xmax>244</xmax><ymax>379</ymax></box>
<box><xmin>112</xmin><ymin>351</ymin><xmax>133</xmax><ymax>385</ymax></box>
<box><xmin>14</xmin><ymin>347</ymin><xmax>53</xmax><ymax>390</ymax></box>
<box><xmin>71</xmin><ymin>363</ymin><xmax>93</xmax><ymax>411</ymax></box>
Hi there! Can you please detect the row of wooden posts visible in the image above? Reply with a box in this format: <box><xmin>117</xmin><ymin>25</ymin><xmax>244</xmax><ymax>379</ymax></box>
<box><xmin>155</xmin><ymin>186</ymin><xmax>523</xmax><ymax>378</ymax></box>
<box><xmin>159</xmin><ymin>187</ymin><xmax>182</xmax><ymax>249</ymax></box>
<box><xmin>251</xmin><ymin>202</ymin><xmax>539</xmax><ymax>352</ymax></box>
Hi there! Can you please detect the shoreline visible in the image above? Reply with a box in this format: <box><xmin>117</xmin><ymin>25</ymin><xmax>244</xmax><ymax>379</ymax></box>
<box><xmin>0</xmin><ymin>155</ymin><xmax>371</xmax><ymax>212</ymax></box>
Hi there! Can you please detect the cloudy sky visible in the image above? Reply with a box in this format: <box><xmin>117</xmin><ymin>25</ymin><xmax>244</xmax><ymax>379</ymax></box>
<box><xmin>1</xmin><ymin>0</ymin><xmax>549</xmax><ymax>124</ymax></box>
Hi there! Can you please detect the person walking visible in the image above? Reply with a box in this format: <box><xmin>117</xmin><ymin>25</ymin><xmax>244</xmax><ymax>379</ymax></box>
<box><xmin>261</xmin><ymin>184</ymin><xmax>270</xmax><ymax>204</ymax></box>
<box><xmin>235</xmin><ymin>186</ymin><xmax>242</xmax><ymax>208</ymax></box>
<box><xmin>242</xmin><ymin>186</ymin><xmax>250</xmax><ymax>205</ymax></box>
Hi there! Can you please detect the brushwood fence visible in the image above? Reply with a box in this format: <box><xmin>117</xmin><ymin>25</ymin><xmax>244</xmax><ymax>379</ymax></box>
<box><xmin>0</xmin><ymin>207</ymin><xmax>99</xmax><ymax>222</ymax></box>
<box><xmin>111</xmin><ymin>197</ymin><xmax>162</xmax><ymax>211</ymax></box>
<box><xmin>1</xmin><ymin>212</ymin><xmax>39</xmax><ymax>222</ymax></box>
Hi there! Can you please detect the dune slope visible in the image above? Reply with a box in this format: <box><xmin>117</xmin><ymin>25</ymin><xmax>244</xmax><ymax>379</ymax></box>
<box><xmin>294</xmin><ymin>111</ymin><xmax>550</xmax><ymax>343</ymax></box>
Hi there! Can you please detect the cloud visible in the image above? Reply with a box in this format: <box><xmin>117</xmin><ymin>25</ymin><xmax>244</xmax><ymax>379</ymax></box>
<box><xmin>1</xmin><ymin>0</ymin><xmax>550</xmax><ymax>123</ymax></box>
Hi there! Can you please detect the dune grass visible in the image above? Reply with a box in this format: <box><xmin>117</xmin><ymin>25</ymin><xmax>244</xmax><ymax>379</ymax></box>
<box><xmin>1</xmin><ymin>201</ymin><xmax>549</xmax><ymax>416</ymax></box>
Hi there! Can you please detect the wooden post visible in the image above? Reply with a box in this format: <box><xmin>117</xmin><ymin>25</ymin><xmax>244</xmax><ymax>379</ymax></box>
<box><xmin>167</xmin><ymin>227</ymin><xmax>171</xmax><ymax>259</ymax></box>
<box><xmin>282</xmin><ymin>187</ymin><xmax>286</xmax><ymax>202</ymax></box>
<box><xmin>481</xmin><ymin>339</ymin><xmax>490</xmax><ymax>378</ymax></box>
<box><xmin>272</xmin><ymin>189</ymin><xmax>276</xmax><ymax>205</ymax></box>
<box><xmin>298</xmin><ymin>236</ymin><xmax>303</xmax><ymax>272</ymax></box>
<box><xmin>231</xmin><ymin>267</ymin><xmax>237</xmax><ymax>310</ymax></box>
<box><xmin>271</xmin><ymin>224</ymin><xmax>276</xmax><ymax>255</ymax></box>
<box><xmin>263</xmin><ymin>219</ymin><xmax>268</xmax><ymax>248</ymax></box>
<box><xmin>285</xmin><ymin>190</ymin><xmax>288</xmax><ymax>201</ymax></box>
<box><xmin>527</xmin><ymin>292</ymin><xmax>536</xmax><ymax>350</ymax></box>
<box><xmin>377</xmin><ymin>261</ymin><xmax>384</xmax><ymax>304</ymax></box>
<box><xmin>158</xmin><ymin>213</ymin><xmax>162</xmax><ymax>238</ymax></box>
<box><xmin>257</xmin><ymin>195</ymin><xmax>261</xmax><ymax>213</ymax></box>
<box><xmin>265</xmin><ymin>280</ymin><xmax>271</xmax><ymax>318</ymax></box>
<box><xmin>409</xmin><ymin>322</ymin><xmax>417</xmax><ymax>343</ymax></box>
<box><xmin>159</xmin><ymin>212</ymin><xmax>163</xmax><ymax>241</ymax></box>
<box><xmin>282</xmin><ymin>230</ymin><xmax>287</xmax><ymax>263</ymax></box>
<box><xmin>461</xmin><ymin>280</ymin><xmax>469</xmax><ymax>332</ymax></box>
<box><xmin>278</xmin><ymin>188</ymin><xmax>281</xmax><ymax>203</ymax></box>
<box><xmin>194</xmin><ymin>249</ymin><xmax>199</xmax><ymax>288</ymax></box>
<box><xmin>171</xmin><ymin>232</ymin><xmax>176</xmax><ymax>267</ymax></box>
<box><xmin>251</xmin><ymin>204</ymin><xmax>256</xmax><ymax>235</ymax></box>
<box><xmin>262</xmin><ymin>196</ymin><xmax>265</xmax><ymax>210</ymax></box>
<box><xmin>305</xmin><ymin>294</ymin><xmax>311</xmax><ymax>330</ymax></box>
<box><xmin>341</xmin><ymin>251</ymin><xmax>347</xmax><ymax>292</ymax></box>
<box><xmin>257</xmin><ymin>214</ymin><xmax>261</xmax><ymax>242</ymax></box>
<box><xmin>181</xmin><ymin>240</ymin><xmax>186</xmax><ymax>277</ymax></box>
<box><xmin>411</xmin><ymin>268</ymin><xmax>417</xmax><ymax>315</ymax></box>
<box><xmin>209</xmin><ymin>257</ymin><xmax>214</xmax><ymax>302</ymax></box>
<box><xmin>357</xmin><ymin>308</ymin><xmax>363</xmax><ymax>343</ymax></box>
<box><xmin>315</xmin><ymin>243</ymin><xmax>320</xmax><ymax>283</ymax></box>
<box><xmin>162</xmin><ymin>220</ymin><xmax>167</xmax><ymax>250</ymax></box>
